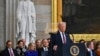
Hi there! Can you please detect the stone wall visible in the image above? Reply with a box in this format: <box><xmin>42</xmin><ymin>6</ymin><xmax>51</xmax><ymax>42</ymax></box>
<box><xmin>33</xmin><ymin>0</ymin><xmax>51</xmax><ymax>39</ymax></box>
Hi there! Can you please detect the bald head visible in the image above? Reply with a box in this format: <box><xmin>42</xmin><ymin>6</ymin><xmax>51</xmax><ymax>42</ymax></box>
<box><xmin>58</xmin><ymin>22</ymin><xmax>66</xmax><ymax>32</ymax></box>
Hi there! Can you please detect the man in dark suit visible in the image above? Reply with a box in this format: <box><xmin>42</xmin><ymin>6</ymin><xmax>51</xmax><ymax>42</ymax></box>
<box><xmin>1</xmin><ymin>40</ymin><xmax>19</xmax><ymax>56</ymax></box>
<box><xmin>41</xmin><ymin>39</ymin><xmax>49</xmax><ymax>56</ymax></box>
<box><xmin>49</xmin><ymin>22</ymin><xmax>73</xmax><ymax>56</ymax></box>
<box><xmin>86</xmin><ymin>41</ymin><xmax>96</xmax><ymax>56</ymax></box>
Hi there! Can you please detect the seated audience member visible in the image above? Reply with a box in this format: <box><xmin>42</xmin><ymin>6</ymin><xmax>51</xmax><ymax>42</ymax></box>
<box><xmin>91</xmin><ymin>39</ymin><xmax>96</xmax><ymax>44</ymax></box>
<box><xmin>36</xmin><ymin>39</ymin><xmax>42</xmax><ymax>48</ymax></box>
<box><xmin>24</xmin><ymin>43</ymin><xmax>38</xmax><ymax>56</ymax></box>
<box><xmin>95</xmin><ymin>41</ymin><xmax>100</xmax><ymax>56</ymax></box>
<box><xmin>21</xmin><ymin>39</ymin><xmax>27</xmax><ymax>49</ymax></box>
<box><xmin>91</xmin><ymin>39</ymin><xmax>96</xmax><ymax>50</ymax></box>
<box><xmin>16</xmin><ymin>40</ymin><xmax>27</xmax><ymax>56</ymax></box>
<box><xmin>41</xmin><ymin>39</ymin><xmax>49</xmax><ymax>56</ymax></box>
<box><xmin>1</xmin><ymin>40</ymin><xmax>19</xmax><ymax>56</ymax></box>
<box><xmin>36</xmin><ymin>39</ymin><xmax>42</xmax><ymax>56</ymax></box>
<box><xmin>86</xmin><ymin>41</ymin><xmax>96</xmax><ymax>56</ymax></box>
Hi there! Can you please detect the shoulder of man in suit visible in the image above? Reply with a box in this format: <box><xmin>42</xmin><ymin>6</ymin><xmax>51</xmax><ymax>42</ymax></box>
<box><xmin>49</xmin><ymin>31</ymin><xmax>58</xmax><ymax>35</ymax></box>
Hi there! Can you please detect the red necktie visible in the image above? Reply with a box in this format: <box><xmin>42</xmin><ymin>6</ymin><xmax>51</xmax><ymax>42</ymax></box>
<box><xmin>62</xmin><ymin>33</ymin><xmax>66</xmax><ymax>44</ymax></box>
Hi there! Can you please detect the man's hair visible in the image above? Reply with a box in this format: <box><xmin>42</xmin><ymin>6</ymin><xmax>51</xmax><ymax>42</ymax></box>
<box><xmin>6</xmin><ymin>40</ymin><xmax>12</xmax><ymax>45</ymax></box>
<box><xmin>91</xmin><ymin>39</ymin><xmax>95</xmax><ymax>41</ymax></box>
<box><xmin>35</xmin><ymin>39</ymin><xmax>41</xmax><ymax>43</ymax></box>
<box><xmin>58</xmin><ymin>22</ymin><xmax>66</xmax><ymax>28</ymax></box>
<box><xmin>58</xmin><ymin>22</ymin><xmax>66</xmax><ymax>26</ymax></box>
<box><xmin>42</xmin><ymin>39</ymin><xmax>48</xmax><ymax>43</ymax></box>
<box><xmin>47</xmin><ymin>38</ymin><xmax>50</xmax><ymax>40</ymax></box>
<box><xmin>79</xmin><ymin>39</ymin><xmax>85</xmax><ymax>43</ymax></box>
<box><xmin>17</xmin><ymin>40</ymin><xmax>23</xmax><ymax>45</ymax></box>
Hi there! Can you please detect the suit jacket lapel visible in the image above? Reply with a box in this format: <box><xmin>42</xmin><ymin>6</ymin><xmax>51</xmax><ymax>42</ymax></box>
<box><xmin>57</xmin><ymin>31</ymin><xmax>62</xmax><ymax>43</ymax></box>
<box><xmin>5</xmin><ymin>48</ymin><xmax>10</xmax><ymax>56</ymax></box>
<box><xmin>42</xmin><ymin>48</ymin><xmax>44</xmax><ymax>51</ymax></box>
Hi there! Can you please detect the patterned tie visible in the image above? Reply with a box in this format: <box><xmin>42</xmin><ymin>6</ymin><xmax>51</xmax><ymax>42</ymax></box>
<box><xmin>62</xmin><ymin>32</ymin><xmax>66</xmax><ymax>44</ymax></box>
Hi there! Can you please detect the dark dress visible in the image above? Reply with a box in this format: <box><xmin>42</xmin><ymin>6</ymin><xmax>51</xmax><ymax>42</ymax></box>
<box><xmin>24</xmin><ymin>50</ymin><xmax>38</xmax><ymax>56</ymax></box>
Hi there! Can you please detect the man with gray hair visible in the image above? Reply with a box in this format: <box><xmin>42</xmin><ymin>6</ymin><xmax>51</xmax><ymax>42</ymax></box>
<box><xmin>49</xmin><ymin>22</ymin><xmax>73</xmax><ymax>56</ymax></box>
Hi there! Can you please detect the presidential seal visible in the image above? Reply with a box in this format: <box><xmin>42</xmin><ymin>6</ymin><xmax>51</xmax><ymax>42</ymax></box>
<box><xmin>70</xmin><ymin>45</ymin><xmax>79</xmax><ymax>56</ymax></box>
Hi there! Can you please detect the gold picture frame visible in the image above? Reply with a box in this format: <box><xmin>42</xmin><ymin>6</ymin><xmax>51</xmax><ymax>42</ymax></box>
<box><xmin>51</xmin><ymin>0</ymin><xmax>100</xmax><ymax>41</ymax></box>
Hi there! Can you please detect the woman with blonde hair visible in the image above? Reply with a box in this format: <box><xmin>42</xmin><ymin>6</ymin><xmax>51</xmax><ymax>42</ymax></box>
<box><xmin>24</xmin><ymin>43</ymin><xmax>38</xmax><ymax>56</ymax></box>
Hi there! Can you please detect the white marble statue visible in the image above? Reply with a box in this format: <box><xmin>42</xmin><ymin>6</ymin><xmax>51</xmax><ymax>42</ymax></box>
<box><xmin>16</xmin><ymin>0</ymin><xmax>36</xmax><ymax>46</ymax></box>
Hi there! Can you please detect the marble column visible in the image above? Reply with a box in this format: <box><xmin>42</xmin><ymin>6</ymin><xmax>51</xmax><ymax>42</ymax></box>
<box><xmin>0</xmin><ymin>0</ymin><xmax>5</xmax><ymax>50</ymax></box>
<box><xmin>5</xmin><ymin>0</ymin><xmax>18</xmax><ymax>48</ymax></box>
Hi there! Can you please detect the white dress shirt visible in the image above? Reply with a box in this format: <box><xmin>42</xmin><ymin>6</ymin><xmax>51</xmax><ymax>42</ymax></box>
<box><xmin>87</xmin><ymin>48</ymin><xmax>93</xmax><ymax>56</ymax></box>
<box><xmin>59</xmin><ymin>31</ymin><xmax>66</xmax><ymax>44</ymax></box>
<box><xmin>43</xmin><ymin>47</ymin><xmax>48</xmax><ymax>51</ymax></box>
